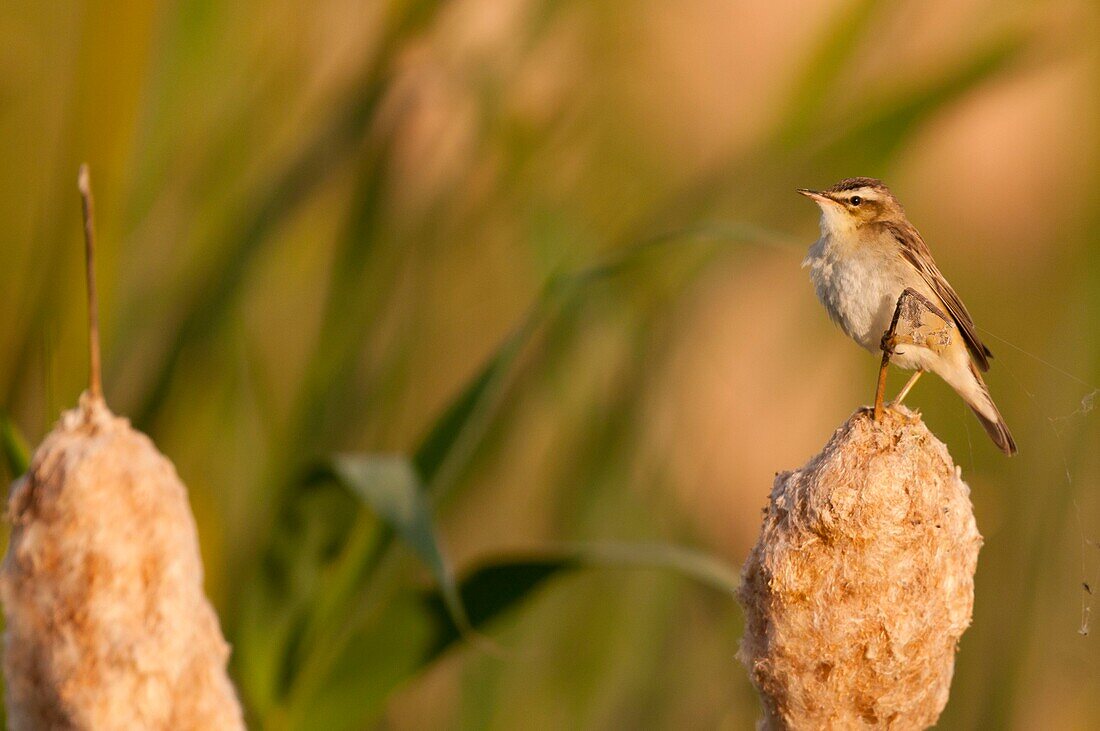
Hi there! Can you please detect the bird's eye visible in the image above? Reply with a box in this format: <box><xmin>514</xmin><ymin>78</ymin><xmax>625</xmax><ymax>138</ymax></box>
<box><xmin>850</xmin><ymin>196</ymin><xmax>862</xmax><ymax>206</ymax></box>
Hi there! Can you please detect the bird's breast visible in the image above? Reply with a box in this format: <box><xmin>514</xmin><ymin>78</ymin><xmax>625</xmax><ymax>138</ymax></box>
<box><xmin>804</xmin><ymin>237</ymin><xmax>902</xmax><ymax>353</ymax></box>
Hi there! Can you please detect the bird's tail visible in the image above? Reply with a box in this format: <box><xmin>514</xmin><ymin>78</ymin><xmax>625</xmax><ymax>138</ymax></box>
<box><xmin>957</xmin><ymin>361</ymin><xmax>1017</xmax><ymax>455</ymax></box>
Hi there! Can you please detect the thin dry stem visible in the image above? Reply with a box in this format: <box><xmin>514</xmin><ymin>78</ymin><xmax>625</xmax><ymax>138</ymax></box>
<box><xmin>77</xmin><ymin>164</ymin><xmax>103</xmax><ymax>404</ymax></box>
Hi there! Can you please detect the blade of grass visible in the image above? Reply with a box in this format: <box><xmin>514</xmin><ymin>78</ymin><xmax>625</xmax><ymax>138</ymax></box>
<box><xmin>423</xmin><ymin>220</ymin><xmax>796</xmax><ymax>506</ymax></box>
<box><xmin>972</xmin><ymin>215</ymin><xmax>1100</xmax><ymax>728</ymax></box>
<box><xmin>290</xmin><ymin>541</ymin><xmax>738</xmax><ymax>728</ymax></box>
<box><xmin>269</xmin><ymin>223</ymin><xmax>782</xmax><ymax>725</ymax></box>
<box><xmin>620</xmin><ymin>31</ymin><xmax>1026</xmax><ymax>245</ymax></box>
<box><xmin>813</xmin><ymin>34</ymin><xmax>1027</xmax><ymax>166</ymax></box>
<box><xmin>422</xmin><ymin>541</ymin><xmax>738</xmax><ymax>661</ymax></box>
<box><xmin>327</xmin><ymin>454</ymin><xmax>468</xmax><ymax>632</ymax></box>
<box><xmin>773</xmin><ymin>0</ymin><xmax>885</xmax><ymax>145</ymax></box>
<box><xmin>0</xmin><ymin>412</ymin><xmax>30</xmax><ymax>479</ymax></box>
<box><xmin>130</xmin><ymin>0</ymin><xmax>447</xmax><ymax>429</ymax></box>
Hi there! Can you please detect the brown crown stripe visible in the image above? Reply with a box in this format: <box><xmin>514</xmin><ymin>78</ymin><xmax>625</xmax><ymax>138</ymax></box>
<box><xmin>825</xmin><ymin>177</ymin><xmax>887</xmax><ymax>193</ymax></box>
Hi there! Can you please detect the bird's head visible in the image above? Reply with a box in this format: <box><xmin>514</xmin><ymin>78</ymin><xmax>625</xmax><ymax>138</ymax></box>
<box><xmin>797</xmin><ymin>177</ymin><xmax>904</xmax><ymax>235</ymax></box>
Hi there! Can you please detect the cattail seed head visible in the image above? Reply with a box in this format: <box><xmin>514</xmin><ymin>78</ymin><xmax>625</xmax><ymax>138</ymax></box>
<box><xmin>0</xmin><ymin>396</ymin><xmax>244</xmax><ymax>730</ymax></box>
<box><xmin>738</xmin><ymin>407</ymin><xmax>981</xmax><ymax>730</ymax></box>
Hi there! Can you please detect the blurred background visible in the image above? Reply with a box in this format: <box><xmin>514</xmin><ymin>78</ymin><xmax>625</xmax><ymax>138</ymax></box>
<box><xmin>1</xmin><ymin>0</ymin><xmax>1098</xmax><ymax>727</ymax></box>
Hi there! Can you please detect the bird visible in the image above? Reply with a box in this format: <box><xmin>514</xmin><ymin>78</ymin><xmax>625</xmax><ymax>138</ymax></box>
<box><xmin>798</xmin><ymin>177</ymin><xmax>1016</xmax><ymax>455</ymax></box>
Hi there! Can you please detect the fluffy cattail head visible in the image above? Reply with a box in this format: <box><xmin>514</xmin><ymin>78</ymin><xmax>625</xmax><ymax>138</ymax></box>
<box><xmin>0</xmin><ymin>396</ymin><xmax>245</xmax><ymax>730</ymax></box>
<box><xmin>738</xmin><ymin>407</ymin><xmax>981</xmax><ymax>730</ymax></box>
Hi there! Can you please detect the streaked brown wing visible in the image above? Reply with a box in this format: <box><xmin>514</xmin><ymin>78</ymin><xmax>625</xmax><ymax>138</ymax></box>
<box><xmin>884</xmin><ymin>220</ymin><xmax>993</xmax><ymax>371</ymax></box>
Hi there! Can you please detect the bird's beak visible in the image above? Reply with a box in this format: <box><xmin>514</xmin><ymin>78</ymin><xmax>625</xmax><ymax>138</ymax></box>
<box><xmin>797</xmin><ymin>188</ymin><xmax>831</xmax><ymax>204</ymax></box>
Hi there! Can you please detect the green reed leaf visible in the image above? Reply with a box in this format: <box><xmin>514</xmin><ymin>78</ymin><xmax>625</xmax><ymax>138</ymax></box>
<box><xmin>422</xmin><ymin>542</ymin><xmax>739</xmax><ymax>659</ymax></box>
<box><xmin>0</xmin><ymin>412</ymin><xmax>30</xmax><ymax>479</ymax></box>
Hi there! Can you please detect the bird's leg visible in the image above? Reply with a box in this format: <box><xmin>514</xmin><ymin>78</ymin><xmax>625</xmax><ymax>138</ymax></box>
<box><xmin>874</xmin><ymin>331</ymin><xmax>917</xmax><ymax>419</ymax></box>
<box><xmin>873</xmin><ymin>347</ymin><xmax>890</xmax><ymax>422</ymax></box>
<box><xmin>875</xmin><ymin>289</ymin><xmax>918</xmax><ymax>422</ymax></box>
<box><xmin>892</xmin><ymin>370</ymin><xmax>923</xmax><ymax>406</ymax></box>
<box><xmin>874</xmin><ymin>288</ymin><xmax>954</xmax><ymax>421</ymax></box>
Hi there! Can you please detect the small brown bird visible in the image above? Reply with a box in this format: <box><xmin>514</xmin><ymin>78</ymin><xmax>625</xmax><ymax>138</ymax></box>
<box><xmin>799</xmin><ymin>177</ymin><xmax>1016</xmax><ymax>455</ymax></box>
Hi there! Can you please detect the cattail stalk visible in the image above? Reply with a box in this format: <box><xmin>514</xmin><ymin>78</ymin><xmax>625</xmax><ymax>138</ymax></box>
<box><xmin>77</xmin><ymin>164</ymin><xmax>102</xmax><ymax>404</ymax></box>
<box><xmin>738</xmin><ymin>407</ymin><xmax>981</xmax><ymax>730</ymax></box>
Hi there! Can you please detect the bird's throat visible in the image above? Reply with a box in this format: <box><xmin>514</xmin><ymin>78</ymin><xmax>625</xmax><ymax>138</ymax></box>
<box><xmin>818</xmin><ymin>205</ymin><xmax>858</xmax><ymax>238</ymax></box>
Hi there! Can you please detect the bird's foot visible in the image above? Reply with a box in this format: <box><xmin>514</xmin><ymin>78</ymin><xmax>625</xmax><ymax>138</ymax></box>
<box><xmin>883</xmin><ymin>402</ymin><xmax>922</xmax><ymax>423</ymax></box>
